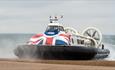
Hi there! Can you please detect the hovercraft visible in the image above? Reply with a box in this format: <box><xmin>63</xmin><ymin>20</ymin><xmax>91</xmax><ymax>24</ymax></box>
<box><xmin>14</xmin><ymin>16</ymin><xmax>110</xmax><ymax>60</ymax></box>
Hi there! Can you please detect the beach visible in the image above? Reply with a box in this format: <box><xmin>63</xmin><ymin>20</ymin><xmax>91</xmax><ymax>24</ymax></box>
<box><xmin>0</xmin><ymin>59</ymin><xmax>115</xmax><ymax>70</ymax></box>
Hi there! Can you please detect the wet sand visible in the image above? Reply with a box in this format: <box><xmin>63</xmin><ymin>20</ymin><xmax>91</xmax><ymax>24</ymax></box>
<box><xmin>0</xmin><ymin>59</ymin><xmax>115</xmax><ymax>70</ymax></box>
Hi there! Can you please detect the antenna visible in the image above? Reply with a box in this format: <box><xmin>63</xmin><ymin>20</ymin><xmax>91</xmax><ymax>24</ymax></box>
<box><xmin>49</xmin><ymin>15</ymin><xmax>63</xmax><ymax>23</ymax></box>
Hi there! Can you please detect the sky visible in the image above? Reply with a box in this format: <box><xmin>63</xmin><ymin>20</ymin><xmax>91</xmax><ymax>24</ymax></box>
<box><xmin>0</xmin><ymin>0</ymin><xmax>114</xmax><ymax>35</ymax></box>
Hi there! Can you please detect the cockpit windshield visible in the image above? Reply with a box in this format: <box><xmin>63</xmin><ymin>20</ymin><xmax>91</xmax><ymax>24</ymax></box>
<box><xmin>45</xmin><ymin>26</ymin><xmax>64</xmax><ymax>32</ymax></box>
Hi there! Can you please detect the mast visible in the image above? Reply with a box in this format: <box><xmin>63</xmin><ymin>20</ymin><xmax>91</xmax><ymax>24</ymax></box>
<box><xmin>49</xmin><ymin>15</ymin><xmax>63</xmax><ymax>23</ymax></box>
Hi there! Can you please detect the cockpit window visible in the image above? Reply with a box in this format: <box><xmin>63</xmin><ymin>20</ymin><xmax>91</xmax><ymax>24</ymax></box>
<box><xmin>59</xmin><ymin>26</ymin><xmax>64</xmax><ymax>31</ymax></box>
<box><xmin>46</xmin><ymin>26</ymin><xmax>64</xmax><ymax>32</ymax></box>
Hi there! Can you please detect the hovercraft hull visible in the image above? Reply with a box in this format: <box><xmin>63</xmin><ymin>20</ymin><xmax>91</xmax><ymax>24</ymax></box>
<box><xmin>14</xmin><ymin>45</ymin><xmax>110</xmax><ymax>60</ymax></box>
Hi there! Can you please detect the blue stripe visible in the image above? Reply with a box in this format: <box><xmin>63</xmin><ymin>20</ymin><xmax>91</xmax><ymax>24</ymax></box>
<box><xmin>55</xmin><ymin>40</ymin><xmax>68</xmax><ymax>45</ymax></box>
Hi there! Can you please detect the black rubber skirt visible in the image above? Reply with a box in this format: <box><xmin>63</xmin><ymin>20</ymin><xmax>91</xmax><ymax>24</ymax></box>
<box><xmin>14</xmin><ymin>45</ymin><xmax>110</xmax><ymax>60</ymax></box>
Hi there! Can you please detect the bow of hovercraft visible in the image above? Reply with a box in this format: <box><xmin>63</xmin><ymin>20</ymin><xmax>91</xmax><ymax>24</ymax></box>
<box><xmin>14</xmin><ymin>16</ymin><xmax>110</xmax><ymax>60</ymax></box>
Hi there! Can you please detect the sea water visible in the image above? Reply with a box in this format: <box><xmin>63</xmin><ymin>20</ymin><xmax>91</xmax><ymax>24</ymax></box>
<box><xmin>0</xmin><ymin>33</ymin><xmax>114</xmax><ymax>60</ymax></box>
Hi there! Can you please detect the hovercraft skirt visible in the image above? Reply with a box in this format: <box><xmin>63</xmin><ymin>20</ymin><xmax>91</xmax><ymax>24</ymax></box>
<box><xmin>14</xmin><ymin>45</ymin><xmax>110</xmax><ymax>60</ymax></box>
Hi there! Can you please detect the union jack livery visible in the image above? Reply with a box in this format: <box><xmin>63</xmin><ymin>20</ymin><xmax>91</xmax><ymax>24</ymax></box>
<box><xmin>28</xmin><ymin>23</ymin><xmax>70</xmax><ymax>45</ymax></box>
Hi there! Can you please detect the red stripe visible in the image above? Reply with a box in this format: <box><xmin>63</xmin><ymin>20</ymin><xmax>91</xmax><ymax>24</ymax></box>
<box><xmin>28</xmin><ymin>39</ymin><xmax>40</xmax><ymax>45</ymax></box>
<box><xmin>59</xmin><ymin>34</ymin><xmax>69</xmax><ymax>39</ymax></box>
<box><xmin>46</xmin><ymin>37</ymin><xmax>53</xmax><ymax>45</ymax></box>
<box><xmin>59</xmin><ymin>34</ymin><xmax>71</xmax><ymax>41</ymax></box>
<box><xmin>33</xmin><ymin>39</ymin><xmax>40</xmax><ymax>44</ymax></box>
<box><xmin>59</xmin><ymin>34</ymin><xmax>69</xmax><ymax>38</ymax></box>
<box><xmin>32</xmin><ymin>34</ymin><xmax>43</xmax><ymax>38</ymax></box>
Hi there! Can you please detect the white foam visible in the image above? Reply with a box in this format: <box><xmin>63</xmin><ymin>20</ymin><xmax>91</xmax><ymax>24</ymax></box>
<box><xmin>104</xmin><ymin>43</ymin><xmax>115</xmax><ymax>61</ymax></box>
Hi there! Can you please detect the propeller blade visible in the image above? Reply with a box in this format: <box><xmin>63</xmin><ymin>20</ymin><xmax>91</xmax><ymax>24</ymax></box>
<box><xmin>92</xmin><ymin>31</ymin><xmax>97</xmax><ymax>37</ymax></box>
<box><xmin>86</xmin><ymin>31</ymin><xmax>91</xmax><ymax>37</ymax></box>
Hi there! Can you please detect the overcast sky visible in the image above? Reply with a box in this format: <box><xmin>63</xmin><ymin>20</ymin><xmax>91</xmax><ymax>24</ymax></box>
<box><xmin>0</xmin><ymin>0</ymin><xmax>114</xmax><ymax>35</ymax></box>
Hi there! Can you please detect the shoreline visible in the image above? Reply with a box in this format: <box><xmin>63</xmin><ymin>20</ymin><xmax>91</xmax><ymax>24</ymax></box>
<box><xmin>0</xmin><ymin>58</ymin><xmax>115</xmax><ymax>70</ymax></box>
<box><xmin>0</xmin><ymin>58</ymin><xmax>115</xmax><ymax>67</ymax></box>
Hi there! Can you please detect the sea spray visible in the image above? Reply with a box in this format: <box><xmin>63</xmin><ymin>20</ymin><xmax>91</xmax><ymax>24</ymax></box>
<box><xmin>0</xmin><ymin>34</ymin><xmax>33</xmax><ymax>58</ymax></box>
<box><xmin>104</xmin><ymin>43</ymin><xmax>115</xmax><ymax>60</ymax></box>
